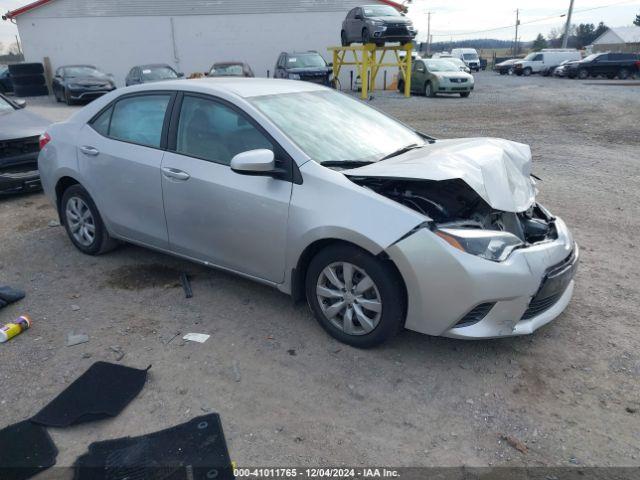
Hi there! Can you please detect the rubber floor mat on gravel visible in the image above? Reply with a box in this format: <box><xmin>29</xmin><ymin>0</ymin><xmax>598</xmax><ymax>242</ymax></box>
<box><xmin>0</xmin><ymin>420</ymin><xmax>58</xmax><ymax>480</ymax></box>
<box><xmin>31</xmin><ymin>361</ymin><xmax>150</xmax><ymax>427</ymax></box>
<box><xmin>74</xmin><ymin>414</ymin><xmax>234</xmax><ymax>480</ymax></box>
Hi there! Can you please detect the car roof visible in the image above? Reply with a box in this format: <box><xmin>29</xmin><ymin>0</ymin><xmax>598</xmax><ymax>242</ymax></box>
<box><xmin>137</xmin><ymin>64</ymin><xmax>174</xmax><ymax>69</ymax></box>
<box><xmin>62</xmin><ymin>64</ymin><xmax>96</xmax><ymax>68</ymax></box>
<box><xmin>128</xmin><ymin>77</ymin><xmax>326</xmax><ymax>99</ymax></box>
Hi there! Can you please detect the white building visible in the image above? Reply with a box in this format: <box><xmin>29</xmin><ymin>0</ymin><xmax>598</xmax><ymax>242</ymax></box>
<box><xmin>590</xmin><ymin>26</ymin><xmax>640</xmax><ymax>54</ymax></box>
<box><xmin>3</xmin><ymin>0</ymin><xmax>404</xmax><ymax>86</ymax></box>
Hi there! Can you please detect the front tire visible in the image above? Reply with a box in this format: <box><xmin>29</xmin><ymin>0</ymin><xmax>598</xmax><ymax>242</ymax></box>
<box><xmin>397</xmin><ymin>79</ymin><xmax>405</xmax><ymax>92</ymax></box>
<box><xmin>523</xmin><ymin>67</ymin><xmax>532</xmax><ymax>76</ymax></box>
<box><xmin>578</xmin><ymin>68</ymin><xmax>589</xmax><ymax>80</ymax></box>
<box><xmin>424</xmin><ymin>81</ymin><xmax>435</xmax><ymax>97</ymax></box>
<box><xmin>61</xmin><ymin>185</ymin><xmax>118</xmax><ymax>255</ymax></box>
<box><xmin>64</xmin><ymin>88</ymin><xmax>74</xmax><ymax>106</ymax></box>
<box><xmin>341</xmin><ymin>30</ymin><xmax>350</xmax><ymax>47</ymax></box>
<box><xmin>362</xmin><ymin>28</ymin><xmax>371</xmax><ymax>44</ymax></box>
<box><xmin>460</xmin><ymin>92</ymin><xmax>470</xmax><ymax>98</ymax></box>
<box><xmin>305</xmin><ymin>244</ymin><xmax>405</xmax><ymax>348</ymax></box>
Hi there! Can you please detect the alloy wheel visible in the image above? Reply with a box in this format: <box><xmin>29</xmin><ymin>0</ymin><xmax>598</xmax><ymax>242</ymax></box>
<box><xmin>316</xmin><ymin>262</ymin><xmax>382</xmax><ymax>336</ymax></box>
<box><xmin>65</xmin><ymin>196</ymin><xmax>96</xmax><ymax>247</ymax></box>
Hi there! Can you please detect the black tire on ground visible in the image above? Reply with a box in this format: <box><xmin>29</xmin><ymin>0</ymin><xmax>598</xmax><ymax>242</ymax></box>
<box><xmin>460</xmin><ymin>92</ymin><xmax>470</xmax><ymax>98</ymax></box>
<box><xmin>60</xmin><ymin>184</ymin><xmax>118</xmax><ymax>255</ymax></box>
<box><xmin>424</xmin><ymin>81</ymin><xmax>435</xmax><ymax>97</ymax></box>
<box><xmin>9</xmin><ymin>73</ymin><xmax>46</xmax><ymax>87</ymax></box>
<box><xmin>341</xmin><ymin>31</ymin><xmax>350</xmax><ymax>47</ymax></box>
<box><xmin>523</xmin><ymin>67</ymin><xmax>532</xmax><ymax>76</ymax></box>
<box><xmin>397</xmin><ymin>79</ymin><xmax>405</xmax><ymax>92</ymax></box>
<box><xmin>305</xmin><ymin>243</ymin><xmax>405</xmax><ymax>348</ymax></box>
<box><xmin>13</xmin><ymin>84</ymin><xmax>48</xmax><ymax>97</ymax></box>
<box><xmin>507</xmin><ymin>67</ymin><xmax>514</xmax><ymax>75</ymax></box>
<box><xmin>362</xmin><ymin>28</ymin><xmax>371</xmax><ymax>44</ymax></box>
<box><xmin>499</xmin><ymin>70</ymin><xmax>507</xmax><ymax>75</ymax></box>
<box><xmin>578</xmin><ymin>69</ymin><xmax>589</xmax><ymax>79</ymax></box>
<box><xmin>64</xmin><ymin>88</ymin><xmax>74</xmax><ymax>105</ymax></box>
<box><xmin>8</xmin><ymin>63</ymin><xmax>44</xmax><ymax>76</ymax></box>
<box><xmin>618</xmin><ymin>68</ymin><xmax>630</xmax><ymax>80</ymax></box>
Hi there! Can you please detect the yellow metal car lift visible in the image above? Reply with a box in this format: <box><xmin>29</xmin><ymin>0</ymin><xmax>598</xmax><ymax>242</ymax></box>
<box><xmin>328</xmin><ymin>43</ymin><xmax>412</xmax><ymax>99</ymax></box>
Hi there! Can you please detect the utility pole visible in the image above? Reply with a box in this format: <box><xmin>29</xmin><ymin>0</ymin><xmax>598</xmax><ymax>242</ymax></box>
<box><xmin>426</xmin><ymin>11</ymin><xmax>432</xmax><ymax>56</ymax></box>
<box><xmin>513</xmin><ymin>9</ymin><xmax>520</xmax><ymax>56</ymax></box>
<box><xmin>561</xmin><ymin>0</ymin><xmax>575</xmax><ymax>48</ymax></box>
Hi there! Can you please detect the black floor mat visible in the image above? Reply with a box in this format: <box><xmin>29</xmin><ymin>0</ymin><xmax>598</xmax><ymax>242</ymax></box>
<box><xmin>0</xmin><ymin>285</ymin><xmax>25</xmax><ymax>309</ymax></box>
<box><xmin>0</xmin><ymin>420</ymin><xmax>58</xmax><ymax>480</ymax></box>
<box><xmin>31</xmin><ymin>362</ymin><xmax>150</xmax><ymax>427</ymax></box>
<box><xmin>74</xmin><ymin>414</ymin><xmax>234</xmax><ymax>480</ymax></box>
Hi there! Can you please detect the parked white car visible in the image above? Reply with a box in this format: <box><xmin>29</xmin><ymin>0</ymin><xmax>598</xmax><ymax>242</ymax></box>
<box><xmin>450</xmin><ymin>48</ymin><xmax>481</xmax><ymax>71</ymax></box>
<box><xmin>514</xmin><ymin>49</ymin><xmax>582</xmax><ymax>76</ymax></box>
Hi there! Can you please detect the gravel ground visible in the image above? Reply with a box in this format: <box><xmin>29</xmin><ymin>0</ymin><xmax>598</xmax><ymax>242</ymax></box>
<box><xmin>1</xmin><ymin>72</ymin><xmax>639</xmax><ymax>472</ymax></box>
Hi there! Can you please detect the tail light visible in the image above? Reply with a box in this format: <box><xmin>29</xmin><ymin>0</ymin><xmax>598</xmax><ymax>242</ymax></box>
<box><xmin>39</xmin><ymin>132</ymin><xmax>51</xmax><ymax>150</ymax></box>
<box><xmin>635</xmin><ymin>61</ymin><xmax>640</xmax><ymax>70</ymax></box>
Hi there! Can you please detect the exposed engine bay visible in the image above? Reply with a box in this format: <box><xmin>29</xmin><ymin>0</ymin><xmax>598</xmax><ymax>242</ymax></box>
<box><xmin>350</xmin><ymin>177</ymin><xmax>557</xmax><ymax>245</ymax></box>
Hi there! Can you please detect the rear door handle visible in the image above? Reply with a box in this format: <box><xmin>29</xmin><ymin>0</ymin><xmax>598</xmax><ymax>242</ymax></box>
<box><xmin>162</xmin><ymin>167</ymin><xmax>190</xmax><ymax>181</ymax></box>
<box><xmin>80</xmin><ymin>145</ymin><xmax>99</xmax><ymax>156</ymax></box>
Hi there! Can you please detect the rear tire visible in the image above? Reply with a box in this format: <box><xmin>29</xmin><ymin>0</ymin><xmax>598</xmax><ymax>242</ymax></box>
<box><xmin>61</xmin><ymin>185</ymin><xmax>118</xmax><ymax>255</ymax></box>
<box><xmin>305</xmin><ymin>244</ymin><xmax>405</xmax><ymax>348</ymax></box>
<box><xmin>618</xmin><ymin>68</ymin><xmax>630</xmax><ymax>80</ymax></box>
<box><xmin>578</xmin><ymin>68</ymin><xmax>589</xmax><ymax>79</ymax></box>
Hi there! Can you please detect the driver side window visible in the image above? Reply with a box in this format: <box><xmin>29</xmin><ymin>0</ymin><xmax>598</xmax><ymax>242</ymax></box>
<box><xmin>175</xmin><ymin>95</ymin><xmax>273</xmax><ymax>166</ymax></box>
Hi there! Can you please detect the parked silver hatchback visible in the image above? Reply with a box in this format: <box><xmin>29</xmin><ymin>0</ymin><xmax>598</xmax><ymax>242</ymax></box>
<box><xmin>39</xmin><ymin>78</ymin><xmax>578</xmax><ymax>347</ymax></box>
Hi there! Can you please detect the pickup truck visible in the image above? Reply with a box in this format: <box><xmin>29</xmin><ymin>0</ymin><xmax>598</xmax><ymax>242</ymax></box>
<box><xmin>566</xmin><ymin>52</ymin><xmax>640</xmax><ymax>79</ymax></box>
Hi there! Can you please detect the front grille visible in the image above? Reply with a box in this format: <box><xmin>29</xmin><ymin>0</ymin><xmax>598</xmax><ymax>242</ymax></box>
<box><xmin>385</xmin><ymin>26</ymin><xmax>408</xmax><ymax>35</ymax></box>
<box><xmin>521</xmin><ymin>292</ymin><xmax>563</xmax><ymax>320</ymax></box>
<box><xmin>454</xmin><ymin>302</ymin><xmax>495</xmax><ymax>328</ymax></box>
<box><xmin>450</xmin><ymin>78</ymin><xmax>468</xmax><ymax>83</ymax></box>
<box><xmin>0</xmin><ymin>136</ymin><xmax>40</xmax><ymax>160</ymax></box>
<box><xmin>520</xmin><ymin>249</ymin><xmax>576</xmax><ymax>320</ymax></box>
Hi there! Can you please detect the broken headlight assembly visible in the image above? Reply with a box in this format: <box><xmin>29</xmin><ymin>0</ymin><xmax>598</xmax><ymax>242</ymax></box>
<box><xmin>435</xmin><ymin>228</ymin><xmax>524</xmax><ymax>262</ymax></box>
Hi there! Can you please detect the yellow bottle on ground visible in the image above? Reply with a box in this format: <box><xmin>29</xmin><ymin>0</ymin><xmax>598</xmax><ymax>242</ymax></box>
<box><xmin>0</xmin><ymin>315</ymin><xmax>32</xmax><ymax>343</ymax></box>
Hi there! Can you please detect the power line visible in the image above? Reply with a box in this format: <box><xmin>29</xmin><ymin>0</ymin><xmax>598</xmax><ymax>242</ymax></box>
<box><xmin>428</xmin><ymin>0</ymin><xmax>639</xmax><ymax>37</ymax></box>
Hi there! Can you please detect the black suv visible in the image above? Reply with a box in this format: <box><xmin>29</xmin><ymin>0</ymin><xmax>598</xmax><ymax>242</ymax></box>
<box><xmin>274</xmin><ymin>51</ymin><xmax>332</xmax><ymax>86</ymax></box>
<box><xmin>566</xmin><ymin>53</ymin><xmax>640</xmax><ymax>79</ymax></box>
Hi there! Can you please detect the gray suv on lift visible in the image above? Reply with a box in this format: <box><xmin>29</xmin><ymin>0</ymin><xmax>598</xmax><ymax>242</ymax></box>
<box><xmin>341</xmin><ymin>4</ymin><xmax>417</xmax><ymax>46</ymax></box>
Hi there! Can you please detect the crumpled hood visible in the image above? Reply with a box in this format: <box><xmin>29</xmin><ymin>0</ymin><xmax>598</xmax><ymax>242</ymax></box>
<box><xmin>344</xmin><ymin>138</ymin><xmax>536</xmax><ymax>213</ymax></box>
<box><xmin>0</xmin><ymin>109</ymin><xmax>50</xmax><ymax>142</ymax></box>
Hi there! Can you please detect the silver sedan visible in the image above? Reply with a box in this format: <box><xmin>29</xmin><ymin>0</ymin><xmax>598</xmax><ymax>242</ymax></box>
<box><xmin>38</xmin><ymin>78</ymin><xmax>578</xmax><ymax>347</ymax></box>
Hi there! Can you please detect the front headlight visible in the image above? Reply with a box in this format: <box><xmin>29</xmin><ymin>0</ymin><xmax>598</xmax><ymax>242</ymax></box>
<box><xmin>289</xmin><ymin>73</ymin><xmax>301</xmax><ymax>80</ymax></box>
<box><xmin>436</xmin><ymin>228</ymin><xmax>523</xmax><ymax>262</ymax></box>
<box><xmin>68</xmin><ymin>83</ymin><xmax>81</xmax><ymax>89</ymax></box>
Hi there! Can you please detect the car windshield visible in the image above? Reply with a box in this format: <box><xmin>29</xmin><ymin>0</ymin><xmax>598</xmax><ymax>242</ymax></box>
<box><xmin>64</xmin><ymin>66</ymin><xmax>104</xmax><ymax>77</ymax></box>
<box><xmin>582</xmin><ymin>54</ymin><xmax>601</xmax><ymax>62</ymax></box>
<box><xmin>210</xmin><ymin>64</ymin><xmax>244</xmax><ymax>76</ymax></box>
<box><xmin>286</xmin><ymin>54</ymin><xmax>326</xmax><ymax>69</ymax></box>
<box><xmin>448</xmin><ymin>58</ymin><xmax>465</xmax><ymax>67</ymax></box>
<box><xmin>0</xmin><ymin>96</ymin><xmax>15</xmax><ymax>113</ymax></box>
<box><xmin>523</xmin><ymin>53</ymin><xmax>538</xmax><ymax>61</ymax></box>
<box><xmin>462</xmin><ymin>53</ymin><xmax>478</xmax><ymax>60</ymax></box>
<box><xmin>250</xmin><ymin>90</ymin><xmax>424</xmax><ymax>164</ymax></box>
<box><xmin>425</xmin><ymin>60</ymin><xmax>460</xmax><ymax>72</ymax></box>
<box><xmin>142</xmin><ymin>66</ymin><xmax>178</xmax><ymax>80</ymax></box>
<box><xmin>362</xmin><ymin>5</ymin><xmax>401</xmax><ymax>17</ymax></box>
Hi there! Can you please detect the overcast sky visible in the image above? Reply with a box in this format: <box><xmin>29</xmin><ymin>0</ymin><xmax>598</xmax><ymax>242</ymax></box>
<box><xmin>2</xmin><ymin>0</ymin><xmax>640</xmax><ymax>48</ymax></box>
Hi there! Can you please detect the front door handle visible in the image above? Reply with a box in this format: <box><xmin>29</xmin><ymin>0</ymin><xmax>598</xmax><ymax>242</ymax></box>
<box><xmin>162</xmin><ymin>167</ymin><xmax>190</xmax><ymax>181</ymax></box>
<box><xmin>80</xmin><ymin>145</ymin><xmax>99</xmax><ymax>156</ymax></box>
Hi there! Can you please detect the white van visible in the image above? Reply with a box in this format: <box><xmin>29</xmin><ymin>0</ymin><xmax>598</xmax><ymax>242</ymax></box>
<box><xmin>514</xmin><ymin>49</ymin><xmax>582</xmax><ymax>76</ymax></box>
<box><xmin>450</xmin><ymin>48</ymin><xmax>480</xmax><ymax>71</ymax></box>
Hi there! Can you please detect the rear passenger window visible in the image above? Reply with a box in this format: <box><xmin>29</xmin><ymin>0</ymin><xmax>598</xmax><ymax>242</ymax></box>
<box><xmin>91</xmin><ymin>106</ymin><xmax>112</xmax><ymax>136</ymax></box>
<box><xmin>109</xmin><ymin>94</ymin><xmax>171</xmax><ymax>148</ymax></box>
<box><xmin>176</xmin><ymin>95</ymin><xmax>273</xmax><ymax>165</ymax></box>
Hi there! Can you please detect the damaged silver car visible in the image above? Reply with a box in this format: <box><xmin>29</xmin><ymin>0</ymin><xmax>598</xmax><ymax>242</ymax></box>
<box><xmin>38</xmin><ymin>79</ymin><xmax>578</xmax><ymax>347</ymax></box>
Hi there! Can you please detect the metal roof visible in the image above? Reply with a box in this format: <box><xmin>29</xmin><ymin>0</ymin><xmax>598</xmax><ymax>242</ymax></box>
<box><xmin>3</xmin><ymin>0</ymin><xmax>406</xmax><ymax>20</ymax></box>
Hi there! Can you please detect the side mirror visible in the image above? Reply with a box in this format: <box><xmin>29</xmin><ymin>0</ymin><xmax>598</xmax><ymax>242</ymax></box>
<box><xmin>231</xmin><ymin>149</ymin><xmax>275</xmax><ymax>175</ymax></box>
<box><xmin>327</xmin><ymin>62</ymin><xmax>333</xmax><ymax>67</ymax></box>
<box><xmin>354</xmin><ymin>14</ymin><xmax>363</xmax><ymax>20</ymax></box>
<box><xmin>14</xmin><ymin>98</ymin><xmax>27</xmax><ymax>109</ymax></box>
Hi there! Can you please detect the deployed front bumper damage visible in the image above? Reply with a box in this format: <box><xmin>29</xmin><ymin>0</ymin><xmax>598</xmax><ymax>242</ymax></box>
<box><xmin>386</xmin><ymin>217</ymin><xmax>578</xmax><ymax>339</ymax></box>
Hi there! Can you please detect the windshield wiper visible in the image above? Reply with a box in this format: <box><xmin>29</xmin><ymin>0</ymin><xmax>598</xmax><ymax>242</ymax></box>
<box><xmin>380</xmin><ymin>143</ymin><xmax>424</xmax><ymax>161</ymax></box>
<box><xmin>320</xmin><ymin>160</ymin><xmax>374</xmax><ymax>168</ymax></box>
